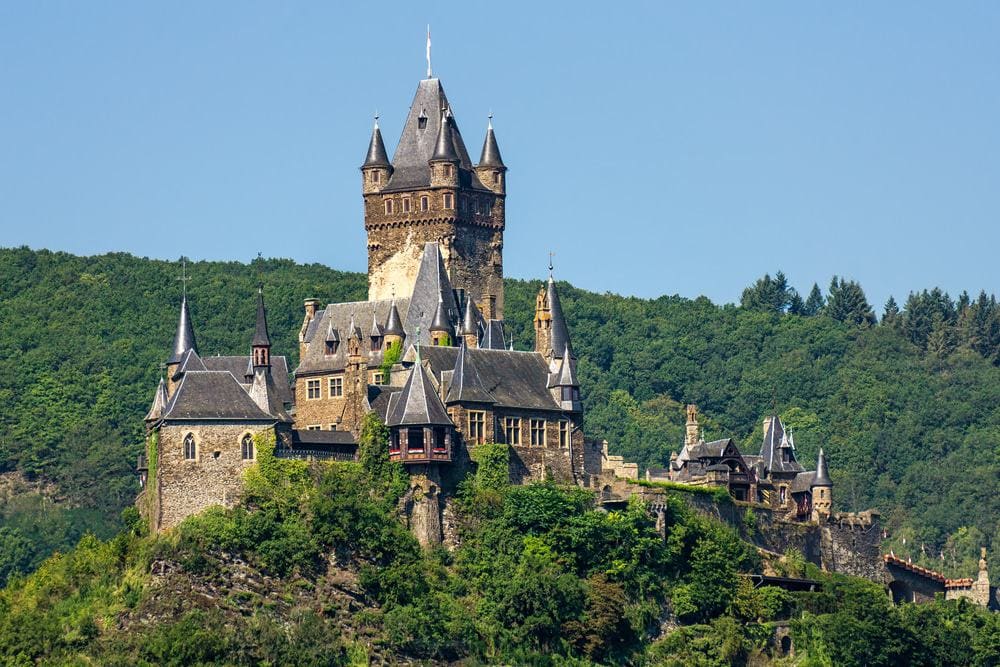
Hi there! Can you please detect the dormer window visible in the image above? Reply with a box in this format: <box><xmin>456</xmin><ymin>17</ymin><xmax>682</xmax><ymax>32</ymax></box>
<box><xmin>325</xmin><ymin>340</ymin><xmax>338</xmax><ymax>355</ymax></box>
<box><xmin>371</xmin><ymin>335</ymin><xmax>382</xmax><ymax>350</ymax></box>
<box><xmin>443</xmin><ymin>193</ymin><xmax>454</xmax><ymax>209</ymax></box>
<box><xmin>420</xmin><ymin>196</ymin><xmax>429</xmax><ymax>211</ymax></box>
<box><xmin>418</xmin><ymin>112</ymin><xmax>428</xmax><ymax>130</ymax></box>
<box><xmin>384</xmin><ymin>199</ymin><xmax>394</xmax><ymax>214</ymax></box>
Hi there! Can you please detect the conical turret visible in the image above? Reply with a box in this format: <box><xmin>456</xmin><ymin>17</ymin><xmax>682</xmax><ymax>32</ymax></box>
<box><xmin>478</xmin><ymin>116</ymin><xmax>505</xmax><ymax>168</ymax></box>
<box><xmin>534</xmin><ymin>271</ymin><xmax>572</xmax><ymax>363</ymax></box>
<box><xmin>430</xmin><ymin>296</ymin><xmax>452</xmax><ymax>345</ymax></box>
<box><xmin>168</xmin><ymin>295</ymin><xmax>198</xmax><ymax>364</ymax></box>
<box><xmin>549</xmin><ymin>343</ymin><xmax>581</xmax><ymax>412</ymax></box>
<box><xmin>361</xmin><ymin>117</ymin><xmax>392</xmax><ymax>194</ymax></box>
<box><xmin>145</xmin><ymin>377</ymin><xmax>169</xmax><ymax>422</ymax></box>
<box><xmin>813</xmin><ymin>448</ymin><xmax>832</xmax><ymax>486</ymax></box>
<box><xmin>460</xmin><ymin>297</ymin><xmax>481</xmax><ymax>348</ymax></box>
<box><xmin>431</xmin><ymin>109</ymin><xmax>459</xmax><ymax>162</ymax></box>
<box><xmin>363</xmin><ymin>117</ymin><xmax>390</xmax><ymax>168</ymax></box>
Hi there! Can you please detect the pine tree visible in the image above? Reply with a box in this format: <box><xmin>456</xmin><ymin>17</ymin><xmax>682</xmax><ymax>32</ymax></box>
<box><xmin>882</xmin><ymin>296</ymin><xmax>900</xmax><ymax>327</ymax></box>
<box><xmin>740</xmin><ymin>271</ymin><xmax>794</xmax><ymax>314</ymax></box>
<box><xmin>827</xmin><ymin>276</ymin><xmax>876</xmax><ymax>327</ymax></box>
<box><xmin>803</xmin><ymin>283</ymin><xmax>825</xmax><ymax>316</ymax></box>
<box><xmin>788</xmin><ymin>290</ymin><xmax>805</xmax><ymax>315</ymax></box>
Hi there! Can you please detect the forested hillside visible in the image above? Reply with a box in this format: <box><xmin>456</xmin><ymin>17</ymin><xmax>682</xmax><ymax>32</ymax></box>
<box><xmin>1</xmin><ymin>248</ymin><xmax>998</xmax><ymax>583</ymax></box>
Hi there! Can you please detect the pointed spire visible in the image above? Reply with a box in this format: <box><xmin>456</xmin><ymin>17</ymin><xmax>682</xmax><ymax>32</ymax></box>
<box><xmin>446</xmin><ymin>344</ymin><xmax>496</xmax><ymax>404</ymax></box>
<box><xmin>363</xmin><ymin>116</ymin><xmax>390</xmax><ymax>168</ymax></box>
<box><xmin>385</xmin><ymin>299</ymin><xmax>405</xmax><ymax>337</ymax></box>
<box><xmin>813</xmin><ymin>448</ymin><xmax>832</xmax><ymax>486</ymax></box>
<box><xmin>168</xmin><ymin>294</ymin><xmax>198</xmax><ymax>364</ymax></box>
<box><xmin>546</xmin><ymin>275</ymin><xmax>572</xmax><ymax>359</ymax></box>
<box><xmin>430</xmin><ymin>296</ymin><xmax>452</xmax><ymax>333</ymax></box>
<box><xmin>478</xmin><ymin>115</ymin><xmax>505</xmax><ymax>168</ymax></box>
<box><xmin>556</xmin><ymin>343</ymin><xmax>579</xmax><ymax>387</ymax></box>
<box><xmin>370</xmin><ymin>311</ymin><xmax>384</xmax><ymax>338</ymax></box>
<box><xmin>325</xmin><ymin>321</ymin><xmax>340</xmax><ymax>343</ymax></box>
<box><xmin>145</xmin><ymin>377</ymin><xmax>169</xmax><ymax>421</ymax></box>
<box><xmin>244</xmin><ymin>357</ymin><xmax>254</xmax><ymax>380</ymax></box>
<box><xmin>461</xmin><ymin>297</ymin><xmax>481</xmax><ymax>336</ymax></box>
<box><xmin>431</xmin><ymin>109</ymin><xmax>459</xmax><ymax>162</ymax></box>
<box><xmin>252</xmin><ymin>286</ymin><xmax>271</xmax><ymax>347</ymax></box>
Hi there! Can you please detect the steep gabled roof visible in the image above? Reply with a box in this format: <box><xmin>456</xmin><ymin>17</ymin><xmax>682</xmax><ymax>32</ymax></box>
<box><xmin>168</xmin><ymin>295</ymin><xmax>198</xmax><ymax>364</ymax></box>
<box><xmin>403</xmin><ymin>243</ymin><xmax>459</xmax><ymax>346</ymax></box>
<box><xmin>445</xmin><ymin>343</ymin><xmax>496</xmax><ymax>404</ymax></box>
<box><xmin>173</xmin><ymin>348</ymin><xmax>207</xmax><ymax>379</ymax></box>
<box><xmin>203</xmin><ymin>355</ymin><xmax>294</xmax><ymax>408</ymax></box>
<box><xmin>382</xmin><ymin>78</ymin><xmax>487</xmax><ymax>192</ymax></box>
<box><xmin>759</xmin><ymin>416</ymin><xmax>804</xmax><ymax>474</ymax></box>
<box><xmin>549</xmin><ymin>343</ymin><xmax>579</xmax><ymax>387</ymax></box>
<box><xmin>481</xmin><ymin>319</ymin><xmax>506</xmax><ymax>350</ymax></box>
<box><xmin>386</xmin><ymin>361</ymin><xmax>452</xmax><ymax>427</ymax></box>
<box><xmin>145</xmin><ymin>377</ymin><xmax>168</xmax><ymax>421</ymax></box>
<box><xmin>162</xmin><ymin>371</ymin><xmax>273</xmax><ymax>421</ymax></box>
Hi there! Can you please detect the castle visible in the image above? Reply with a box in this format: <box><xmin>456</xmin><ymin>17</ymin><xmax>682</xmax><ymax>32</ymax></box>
<box><xmin>135</xmin><ymin>70</ymin><xmax>994</xmax><ymax>608</ymax></box>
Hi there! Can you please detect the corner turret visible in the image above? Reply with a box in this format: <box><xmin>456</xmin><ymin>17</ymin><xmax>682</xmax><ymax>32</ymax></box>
<box><xmin>361</xmin><ymin>117</ymin><xmax>392</xmax><ymax>194</ymax></box>
<box><xmin>476</xmin><ymin>115</ymin><xmax>506</xmax><ymax>195</ymax></box>
<box><xmin>166</xmin><ymin>294</ymin><xmax>198</xmax><ymax>396</ymax></box>
<box><xmin>429</xmin><ymin>297</ymin><xmax>453</xmax><ymax>346</ymax></box>
<box><xmin>384</xmin><ymin>298</ymin><xmax>405</xmax><ymax>349</ymax></box>
<box><xmin>460</xmin><ymin>296</ymin><xmax>481</xmax><ymax>348</ymax></box>
<box><xmin>429</xmin><ymin>109</ymin><xmax>460</xmax><ymax>188</ymax></box>
<box><xmin>534</xmin><ymin>271</ymin><xmax>572</xmax><ymax>367</ymax></box>
<box><xmin>811</xmin><ymin>448</ymin><xmax>833</xmax><ymax>522</ymax></box>
<box><xmin>251</xmin><ymin>286</ymin><xmax>271</xmax><ymax>369</ymax></box>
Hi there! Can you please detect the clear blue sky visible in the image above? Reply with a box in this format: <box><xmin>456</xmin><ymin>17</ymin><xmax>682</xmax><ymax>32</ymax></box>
<box><xmin>2</xmin><ymin>2</ymin><xmax>999</xmax><ymax>309</ymax></box>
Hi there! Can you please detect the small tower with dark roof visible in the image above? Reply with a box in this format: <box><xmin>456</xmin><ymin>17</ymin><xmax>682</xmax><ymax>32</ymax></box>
<box><xmin>251</xmin><ymin>286</ymin><xmax>271</xmax><ymax>369</ymax></box>
<box><xmin>361</xmin><ymin>117</ymin><xmax>391</xmax><ymax>195</ymax></box>
<box><xmin>811</xmin><ymin>448</ymin><xmax>833</xmax><ymax>522</ymax></box>
<box><xmin>384</xmin><ymin>298</ymin><xmax>405</xmax><ymax>349</ymax></box>
<box><xmin>429</xmin><ymin>110</ymin><xmax>460</xmax><ymax>189</ymax></box>
<box><xmin>429</xmin><ymin>297</ymin><xmax>453</xmax><ymax>346</ymax></box>
<box><xmin>476</xmin><ymin>115</ymin><xmax>506</xmax><ymax>195</ymax></box>
<box><xmin>166</xmin><ymin>294</ymin><xmax>198</xmax><ymax>396</ymax></box>
<box><xmin>460</xmin><ymin>296</ymin><xmax>481</xmax><ymax>349</ymax></box>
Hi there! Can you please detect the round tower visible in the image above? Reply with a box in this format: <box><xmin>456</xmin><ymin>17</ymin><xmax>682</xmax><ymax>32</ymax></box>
<box><xmin>361</xmin><ymin>117</ymin><xmax>392</xmax><ymax>195</ymax></box>
<box><xmin>475</xmin><ymin>115</ymin><xmax>506</xmax><ymax>195</ymax></box>
<box><xmin>428</xmin><ymin>109</ymin><xmax>460</xmax><ymax>189</ymax></box>
<box><xmin>811</xmin><ymin>448</ymin><xmax>833</xmax><ymax>522</ymax></box>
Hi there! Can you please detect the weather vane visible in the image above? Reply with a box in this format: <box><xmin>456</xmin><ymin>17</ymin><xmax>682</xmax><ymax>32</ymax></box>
<box><xmin>548</xmin><ymin>251</ymin><xmax>555</xmax><ymax>277</ymax></box>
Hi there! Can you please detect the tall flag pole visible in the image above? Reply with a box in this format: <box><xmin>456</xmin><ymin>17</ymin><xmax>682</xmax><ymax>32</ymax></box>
<box><xmin>426</xmin><ymin>25</ymin><xmax>432</xmax><ymax>78</ymax></box>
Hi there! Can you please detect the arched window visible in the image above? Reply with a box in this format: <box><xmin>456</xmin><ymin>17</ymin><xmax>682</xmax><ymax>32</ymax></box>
<box><xmin>183</xmin><ymin>433</ymin><xmax>196</xmax><ymax>460</ymax></box>
<box><xmin>241</xmin><ymin>434</ymin><xmax>254</xmax><ymax>460</ymax></box>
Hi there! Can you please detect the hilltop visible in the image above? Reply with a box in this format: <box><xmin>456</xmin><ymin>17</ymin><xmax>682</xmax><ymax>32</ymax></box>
<box><xmin>0</xmin><ymin>246</ymin><xmax>998</xmax><ymax>582</ymax></box>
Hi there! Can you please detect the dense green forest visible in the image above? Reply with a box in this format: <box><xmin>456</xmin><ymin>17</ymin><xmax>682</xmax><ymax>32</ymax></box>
<box><xmin>1</xmin><ymin>425</ymin><xmax>997</xmax><ymax>665</ymax></box>
<box><xmin>0</xmin><ymin>248</ymin><xmax>998</xmax><ymax>584</ymax></box>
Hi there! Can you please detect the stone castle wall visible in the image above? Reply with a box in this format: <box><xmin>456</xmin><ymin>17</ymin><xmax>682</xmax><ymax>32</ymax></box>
<box><xmin>153</xmin><ymin>423</ymin><xmax>272</xmax><ymax>531</ymax></box>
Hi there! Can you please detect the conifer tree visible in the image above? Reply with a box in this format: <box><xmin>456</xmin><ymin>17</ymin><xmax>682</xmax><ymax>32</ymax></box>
<box><xmin>803</xmin><ymin>283</ymin><xmax>825</xmax><ymax>316</ymax></box>
<box><xmin>826</xmin><ymin>276</ymin><xmax>876</xmax><ymax>327</ymax></box>
<box><xmin>882</xmin><ymin>296</ymin><xmax>900</xmax><ymax>327</ymax></box>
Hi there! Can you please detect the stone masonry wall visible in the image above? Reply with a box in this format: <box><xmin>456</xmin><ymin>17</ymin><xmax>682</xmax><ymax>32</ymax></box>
<box><xmin>155</xmin><ymin>423</ymin><xmax>272</xmax><ymax>531</ymax></box>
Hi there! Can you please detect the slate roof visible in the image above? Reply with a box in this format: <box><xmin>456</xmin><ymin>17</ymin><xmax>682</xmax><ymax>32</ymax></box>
<box><xmin>162</xmin><ymin>371</ymin><xmax>274</xmax><ymax>421</ymax></box>
<box><xmin>445</xmin><ymin>343</ymin><xmax>496</xmax><ymax>404</ymax></box>
<box><xmin>296</xmin><ymin>298</ymin><xmax>410</xmax><ymax>374</ymax></box>
<box><xmin>249</xmin><ymin>368</ymin><xmax>292</xmax><ymax>422</ymax></box>
<box><xmin>168</xmin><ymin>295</ymin><xmax>198</xmax><ymax>364</ymax></box>
<box><xmin>403</xmin><ymin>243</ymin><xmax>460</xmax><ymax>347</ymax></box>
<box><xmin>687</xmin><ymin>439</ymin><xmax>731</xmax><ymax>459</ymax></box>
<box><xmin>362</xmin><ymin>119</ymin><xmax>390</xmax><ymax>168</ymax></box>
<box><xmin>384</xmin><ymin>300</ymin><xmax>405</xmax><ymax>336</ymax></box>
<box><xmin>418</xmin><ymin>346</ymin><xmax>562</xmax><ymax>412</ymax></box>
<box><xmin>203</xmin><ymin>355</ymin><xmax>294</xmax><ymax>407</ymax></box>
<box><xmin>478</xmin><ymin>119</ymin><xmax>505</xmax><ymax>168</ymax></box>
<box><xmin>549</xmin><ymin>343</ymin><xmax>579</xmax><ymax>387</ymax></box>
<box><xmin>431</xmin><ymin>110</ymin><xmax>459</xmax><ymax>161</ymax></box>
<box><xmin>386</xmin><ymin>361</ymin><xmax>452</xmax><ymax>427</ymax></box>
<box><xmin>367</xmin><ymin>385</ymin><xmax>396</xmax><ymax>423</ymax></box>
<box><xmin>145</xmin><ymin>377</ymin><xmax>168</xmax><ymax>421</ymax></box>
<box><xmin>546</xmin><ymin>277</ymin><xmax>572</xmax><ymax>358</ymax></box>
<box><xmin>293</xmin><ymin>429</ymin><xmax>357</xmax><ymax>446</ymax></box>
<box><xmin>173</xmin><ymin>348</ymin><xmax>207</xmax><ymax>379</ymax></box>
<box><xmin>814</xmin><ymin>448</ymin><xmax>832</xmax><ymax>485</ymax></box>
<box><xmin>791</xmin><ymin>471</ymin><xmax>817</xmax><ymax>493</ymax></box>
<box><xmin>252</xmin><ymin>288</ymin><xmax>271</xmax><ymax>347</ymax></box>
<box><xmin>461</xmin><ymin>297</ymin><xmax>481</xmax><ymax>336</ymax></box>
<box><xmin>481</xmin><ymin>319</ymin><xmax>506</xmax><ymax>350</ymax></box>
<box><xmin>759</xmin><ymin>416</ymin><xmax>804</xmax><ymax>474</ymax></box>
<box><xmin>383</xmin><ymin>78</ymin><xmax>488</xmax><ymax>193</ymax></box>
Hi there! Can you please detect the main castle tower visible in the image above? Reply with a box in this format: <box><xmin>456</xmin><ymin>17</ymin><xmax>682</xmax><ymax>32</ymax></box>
<box><xmin>361</xmin><ymin>78</ymin><xmax>507</xmax><ymax>320</ymax></box>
